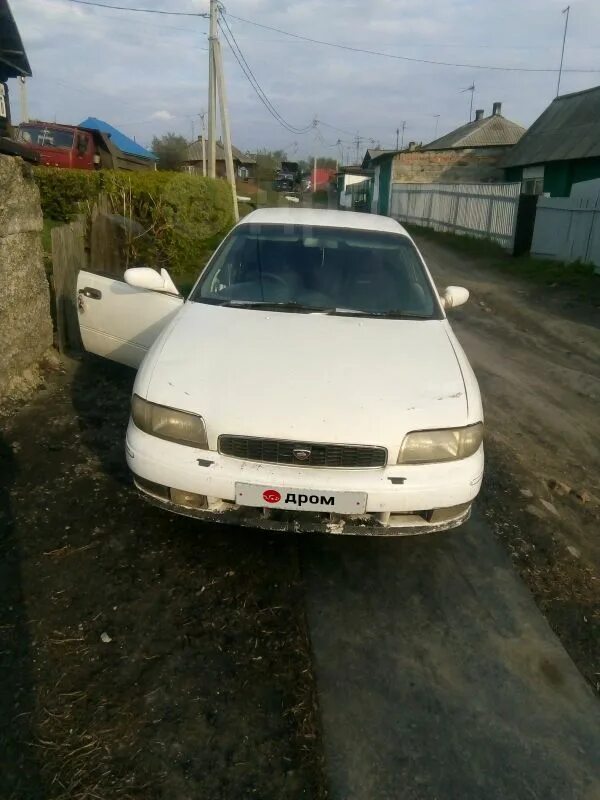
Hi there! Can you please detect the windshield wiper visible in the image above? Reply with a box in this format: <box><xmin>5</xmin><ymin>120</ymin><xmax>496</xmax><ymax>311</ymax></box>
<box><xmin>328</xmin><ymin>308</ymin><xmax>430</xmax><ymax>319</ymax></box>
<box><xmin>215</xmin><ymin>300</ymin><xmax>332</xmax><ymax>313</ymax></box>
<box><xmin>203</xmin><ymin>299</ymin><xmax>431</xmax><ymax>319</ymax></box>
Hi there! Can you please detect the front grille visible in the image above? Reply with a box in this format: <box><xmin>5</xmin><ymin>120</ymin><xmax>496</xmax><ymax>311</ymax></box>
<box><xmin>218</xmin><ymin>435</ymin><xmax>387</xmax><ymax>468</ymax></box>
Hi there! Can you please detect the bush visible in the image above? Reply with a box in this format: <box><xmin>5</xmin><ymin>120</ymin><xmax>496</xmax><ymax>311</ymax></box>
<box><xmin>34</xmin><ymin>168</ymin><xmax>102</xmax><ymax>222</ymax></box>
<box><xmin>33</xmin><ymin>168</ymin><xmax>235</xmax><ymax>277</ymax></box>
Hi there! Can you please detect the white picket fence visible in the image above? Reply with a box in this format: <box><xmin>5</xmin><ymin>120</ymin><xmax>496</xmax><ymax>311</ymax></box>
<box><xmin>389</xmin><ymin>182</ymin><xmax>521</xmax><ymax>250</ymax></box>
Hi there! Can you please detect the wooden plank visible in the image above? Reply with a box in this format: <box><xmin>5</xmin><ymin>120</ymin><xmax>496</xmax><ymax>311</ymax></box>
<box><xmin>51</xmin><ymin>219</ymin><xmax>85</xmax><ymax>356</ymax></box>
<box><xmin>90</xmin><ymin>194</ymin><xmax>125</xmax><ymax>278</ymax></box>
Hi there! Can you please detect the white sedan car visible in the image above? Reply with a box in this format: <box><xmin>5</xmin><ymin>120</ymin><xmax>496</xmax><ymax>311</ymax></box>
<box><xmin>77</xmin><ymin>208</ymin><xmax>483</xmax><ymax>536</ymax></box>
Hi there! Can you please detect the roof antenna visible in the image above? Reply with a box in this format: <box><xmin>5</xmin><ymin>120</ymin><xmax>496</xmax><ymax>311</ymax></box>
<box><xmin>460</xmin><ymin>83</ymin><xmax>475</xmax><ymax>122</ymax></box>
<box><xmin>556</xmin><ymin>6</ymin><xmax>570</xmax><ymax>97</ymax></box>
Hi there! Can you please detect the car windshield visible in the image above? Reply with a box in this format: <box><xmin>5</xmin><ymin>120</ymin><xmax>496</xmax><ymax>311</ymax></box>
<box><xmin>190</xmin><ymin>223</ymin><xmax>442</xmax><ymax>319</ymax></box>
<box><xmin>17</xmin><ymin>125</ymin><xmax>74</xmax><ymax>150</ymax></box>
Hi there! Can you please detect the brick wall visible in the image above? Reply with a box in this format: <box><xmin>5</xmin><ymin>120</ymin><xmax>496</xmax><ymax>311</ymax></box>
<box><xmin>0</xmin><ymin>155</ymin><xmax>53</xmax><ymax>406</ymax></box>
<box><xmin>392</xmin><ymin>147</ymin><xmax>510</xmax><ymax>184</ymax></box>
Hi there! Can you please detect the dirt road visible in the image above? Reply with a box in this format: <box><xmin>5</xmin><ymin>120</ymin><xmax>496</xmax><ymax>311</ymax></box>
<box><xmin>0</xmin><ymin>360</ymin><xmax>326</xmax><ymax>800</ymax></box>
<box><xmin>416</xmin><ymin>235</ymin><xmax>600</xmax><ymax>692</ymax></box>
<box><xmin>2</xmin><ymin>235</ymin><xmax>599</xmax><ymax>798</ymax></box>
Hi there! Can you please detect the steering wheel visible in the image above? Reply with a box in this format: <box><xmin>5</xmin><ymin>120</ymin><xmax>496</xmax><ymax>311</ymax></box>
<box><xmin>261</xmin><ymin>273</ymin><xmax>288</xmax><ymax>291</ymax></box>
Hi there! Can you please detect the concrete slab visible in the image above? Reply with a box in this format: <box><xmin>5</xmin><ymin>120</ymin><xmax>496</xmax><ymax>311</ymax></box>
<box><xmin>301</xmin><ymin>513</ymin><xmax>600</xmax><ymax>800</ymax></box>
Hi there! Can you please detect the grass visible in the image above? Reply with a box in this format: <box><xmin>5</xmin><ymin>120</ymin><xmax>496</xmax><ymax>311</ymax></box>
<box><xmin>406</xmin><ymin>223</ymin><xmax>600</xmax><ymax>303</ymax></box>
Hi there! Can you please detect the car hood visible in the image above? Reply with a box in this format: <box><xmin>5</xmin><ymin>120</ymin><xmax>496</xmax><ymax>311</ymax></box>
<box><xmin>141</xmin><ymin>303</ymin><xmax>468</xmax><ymax>451</ymax></box>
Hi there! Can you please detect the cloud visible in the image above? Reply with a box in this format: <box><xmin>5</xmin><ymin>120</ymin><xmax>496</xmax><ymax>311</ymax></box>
<box><xmin>9</xmin><ymin>0</ymin><xmax>600</xmax><ymax>156</ymax></box>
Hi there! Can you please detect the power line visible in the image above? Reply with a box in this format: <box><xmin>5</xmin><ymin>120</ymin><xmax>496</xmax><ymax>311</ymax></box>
<box><xmin>219</xmin><ymin>15</ymin><xmax>315</xmax><ymax>134</ymax></box>
<box><xmin>218</xmin><ymin>16</ymin><xmax>315</xmax><ymax>135</ymax></box>
<box><xmin>224</xmin><ymin>11</ymin><xmax>600</xmax><ymax>74</ymax></box>
<box><xmin>316</xmin><ymin>119</ymin><xmax>355</xmax><ymax>137</ymax></box>
<box><xmin>66</xmin><ymin>0</ymin><xmax>207</xmax><ymax>17</ymax></box>
<box><xmin>63</xmin><ymin>0</ymin><xmax>600</xmax><ymax>74</ymax></box>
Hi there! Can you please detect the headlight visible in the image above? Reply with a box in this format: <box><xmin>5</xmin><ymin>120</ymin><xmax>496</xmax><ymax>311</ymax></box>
<box><xmin>131</xmin><ymin>394</ymin><xmax>208</xmax><ymax>449</ymax></box>
<box><xmin>398</xmin><ymin>422</ymin><xmax>483</xmax><ymax>464</ymax></box>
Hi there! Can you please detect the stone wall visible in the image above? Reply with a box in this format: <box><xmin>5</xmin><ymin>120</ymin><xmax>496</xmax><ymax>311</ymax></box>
<box><xmin>0</xmin><ymin>155</ymin><xmax>53</xmax><ymax>406</ymax></box>
<box><xmin>392</xmin><ymin>147</ymin><xmax>510</xmax><ymax>184</ymax></box>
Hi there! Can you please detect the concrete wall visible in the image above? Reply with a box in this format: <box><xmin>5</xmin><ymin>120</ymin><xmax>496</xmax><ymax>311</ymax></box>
<box><xmin>392</xmin><ymin>147</ymin><xmax>510</xmax><ymax>185</ymax></box>
<box><xmin>0</xmin><ymin>155</ymin><xmax>53</xmax><ymax>405</ymax></box>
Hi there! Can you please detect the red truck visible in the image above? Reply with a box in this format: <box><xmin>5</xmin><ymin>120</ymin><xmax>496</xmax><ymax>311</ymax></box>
<box><xmin>14</xmin><ymin>121</ymin><xmax>154</xmax><ymax>171</ymax></box>
<box><xmin>16</xmin><ymin>122</ymin><xmax>101</xmax><ymax>169</ymax></box>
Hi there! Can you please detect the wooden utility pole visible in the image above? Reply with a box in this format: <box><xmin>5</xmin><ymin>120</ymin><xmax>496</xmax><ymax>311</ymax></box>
<box><xmin>213</xmin><ymin>34</ymin><xmax>239</xmax><ymax>221</ymax></box>
<box><xmin>200</xmin><ymin>111</ymin><xmax>207</xmax><ymax>177</ymax></box>
<box><xmin>207</xmin><ymin>0</ymin><xmax>238</xmax><ymax>220</ymax></box>
<box><xmin>313</xmin><ymin>155</ymin><xmax>317</xmax><ymax>193</ymax></box>
<box><xmin>207</xmin><ymin>0</ymin><xmax>217</xmax><ymax>178</ymax></box>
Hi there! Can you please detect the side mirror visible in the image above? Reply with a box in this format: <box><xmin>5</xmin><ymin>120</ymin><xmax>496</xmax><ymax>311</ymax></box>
<box><xmin>441</xmin><ymin>285</ymin><xmax>469</xmax><ymax>310</ymax></box>
<box><xmin>124</xmin><ymin>267</ymin><xmax>179</xmax><ymax>296</ymax></box>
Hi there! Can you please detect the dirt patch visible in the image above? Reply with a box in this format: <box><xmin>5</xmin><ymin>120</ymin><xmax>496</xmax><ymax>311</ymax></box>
<box><xmin>417</xmin><ymin>234</ymin><xmax>600</xmax><ymax>694</ymax></box>
<box><xmin>0</xmin><ymin>359</ymin><xmax>327</xmax><ymax>800</ymax></box>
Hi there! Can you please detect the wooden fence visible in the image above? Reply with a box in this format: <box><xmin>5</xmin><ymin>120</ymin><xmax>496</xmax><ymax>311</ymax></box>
<box><xmin>51</xmin><ymin>195</ymin><xmax>127</xmax><ymax>355</ymax></box>
<box><xmin>389</xmin><ymin>181</ymin><xmax>521</xmax><ymax>250</ymax></box>
<box><xmin>531</xmin><ymin>179</ymin><xmax>600</xmax><ymax>273</ymax></box>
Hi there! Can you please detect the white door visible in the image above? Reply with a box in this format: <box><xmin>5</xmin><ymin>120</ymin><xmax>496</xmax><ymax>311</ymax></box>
<box><xmin>76</xmin><ymin>271</ymin><xmax>183</xmax><ymax>369</ymax></box>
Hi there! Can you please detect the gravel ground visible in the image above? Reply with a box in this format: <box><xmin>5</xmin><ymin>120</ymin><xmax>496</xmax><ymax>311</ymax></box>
<box><xmin>0</xmin><ymin>358</ymin><xmax>327</xmax><ymax>800</ymax></box>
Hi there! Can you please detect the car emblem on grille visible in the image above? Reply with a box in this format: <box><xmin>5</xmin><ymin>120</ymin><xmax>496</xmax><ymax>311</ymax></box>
<box><xmin>292</xmin><ymin>447</ymin><xmax>312</xmax><ymax>462</ymax></box>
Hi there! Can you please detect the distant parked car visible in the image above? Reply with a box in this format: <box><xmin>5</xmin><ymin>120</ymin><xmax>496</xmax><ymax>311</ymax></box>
<box><xmin>76</xmin><ymin>208</ymin><xmax>483</xmax><ymax>536</ymax></box>
<box><xmin>273</xmin><ymin>172</ymin><xmax>296</xmax><ymax>192</ymax></box>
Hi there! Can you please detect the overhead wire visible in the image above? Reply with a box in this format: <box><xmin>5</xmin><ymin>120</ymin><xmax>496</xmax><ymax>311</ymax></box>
<box><xmin>66</xmin><ymin>0</ymin><xmax>207</xmax><ymax>16</ymax></box>
<box><xmin>224</xmin><ymin>12</ymin><xmax>600</xmax><ymax>74</ymax></box>
<box><xmin>218</xmin><ymin>15</ymin><xmax>315</xmax><ymax>135</ymax></box>
<box><xmin>62</xmin><ymin>0</ymin><xmax>600</xmax><ymax>74</ymax></box>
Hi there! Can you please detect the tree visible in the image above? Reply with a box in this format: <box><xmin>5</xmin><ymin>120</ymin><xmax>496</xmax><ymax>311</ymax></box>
<box><xmin>254</xmin><ymin>149</ymin><xmax>287</xmax><ymax>178</ymax></box>
<box><xmin>151</xmin><ymin>133</ymin><xmax>189</xmax><ymax>171</ymax></box>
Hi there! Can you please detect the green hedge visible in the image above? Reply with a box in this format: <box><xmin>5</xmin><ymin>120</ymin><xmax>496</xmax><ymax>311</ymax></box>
<box><xmin>34</xmin><ymin>168</ymin><xmax>102</xmax><ymax>222</ymax></box>
<box><xmin>33</xmin><ymin>167</ymin><xmax>235</xmax><ymax>277</ymax></box>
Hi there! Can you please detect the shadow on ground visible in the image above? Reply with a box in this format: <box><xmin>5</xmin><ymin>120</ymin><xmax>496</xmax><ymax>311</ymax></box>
<box><xmin>0</xmin><ymin>357</ymin><xmax>326</xmax><ymax>799</ymax></box>
<box><xmin>0</xmin><ymin>436</ymin><xmax>46</xmax><ymax>799</ymax></box>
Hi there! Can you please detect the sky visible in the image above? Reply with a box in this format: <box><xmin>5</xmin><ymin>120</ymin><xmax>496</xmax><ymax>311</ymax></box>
<box><xmin>9</xmin><ymin>0</ymin><xmax>600</xmax><ymax>161</ymax></box>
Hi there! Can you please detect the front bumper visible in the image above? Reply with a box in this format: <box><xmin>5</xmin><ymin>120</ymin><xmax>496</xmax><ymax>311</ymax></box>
<box><xmin>126</xmin><ymin>421</ymin><xmax>483</xmax><ymax>536</ymax></box>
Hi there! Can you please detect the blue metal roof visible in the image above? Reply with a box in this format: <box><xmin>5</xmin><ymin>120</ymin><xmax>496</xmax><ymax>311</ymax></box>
<box><xmin>79</xmin><ymin>117</ymin><xmax>157</xmax><ymax>161</ymax></box>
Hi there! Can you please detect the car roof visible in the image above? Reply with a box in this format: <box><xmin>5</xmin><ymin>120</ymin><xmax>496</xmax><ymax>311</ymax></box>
<box><xmin>238</xmin><ymin>207</ymin><xmax>409</xmax><ymax>235</ymax></box>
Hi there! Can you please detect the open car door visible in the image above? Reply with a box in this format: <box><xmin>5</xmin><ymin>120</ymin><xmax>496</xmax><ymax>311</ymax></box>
<box><xmin>76</xmin><ymin>271</ymin><xmax>183</xmax><ymax>369</ymax></box>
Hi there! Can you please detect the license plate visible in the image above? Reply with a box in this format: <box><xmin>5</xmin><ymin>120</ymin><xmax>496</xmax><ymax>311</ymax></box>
<box><xmin>235</xmin><ymin>483</ymin><xmax>367</xmax><ymax>514</ymax></box>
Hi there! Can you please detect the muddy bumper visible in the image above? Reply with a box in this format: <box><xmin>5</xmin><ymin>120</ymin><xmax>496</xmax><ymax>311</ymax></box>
<box><xmin>133</xmin><ymin>476</ymin><xmax>472</xmax><ymax>536</ymax></box>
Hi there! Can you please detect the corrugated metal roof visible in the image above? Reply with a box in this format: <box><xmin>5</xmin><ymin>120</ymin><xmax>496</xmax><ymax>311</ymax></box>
<box><xmin>502</xmin><ymin>85</ymin><xmax>600</xmax><ymax>168</ymax></box>
<box><xmin>0</xmin><ymin>0</ymin><xmax>31</xmax><ymax>80</ymax></box>
<box><xmin>184</xmin><ymin>137</ymin><xmax>255</xmax><ymax>164</ymax></box>
<box><xmin>79</xmin><ymin>117</ymin><xmax>157</xmax><ymax>160</ymax></box>
<box><xmin>423</xmin><ymin>113</ymin><xmax>525</xmax><ymax>151</ymax></box>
